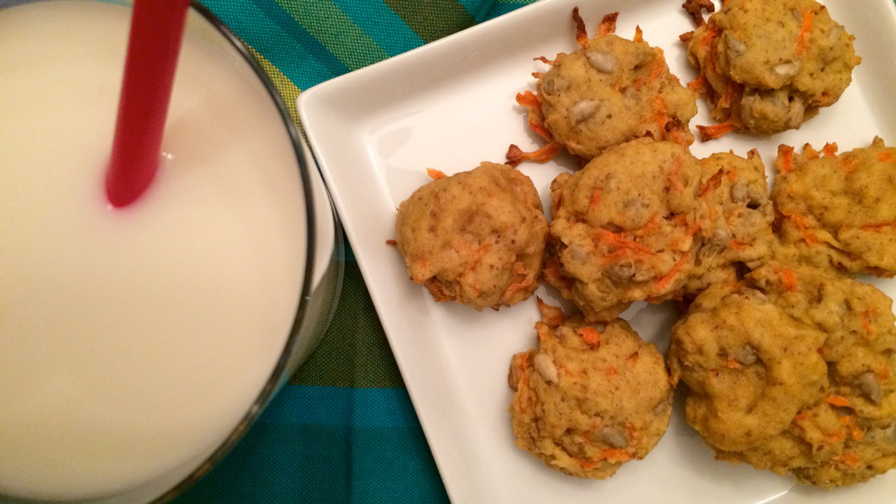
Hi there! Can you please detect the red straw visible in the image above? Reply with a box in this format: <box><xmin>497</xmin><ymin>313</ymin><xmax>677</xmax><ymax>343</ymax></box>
<box><xmin>106</xmin><ymin>0</ymin><xmax>191</xmax><ymax>208</ymax></box>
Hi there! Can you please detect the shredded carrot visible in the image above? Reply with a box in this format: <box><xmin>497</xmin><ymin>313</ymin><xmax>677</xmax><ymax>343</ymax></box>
<box><xmin>654</xmin><ymin>253</ymin><xmax>689</xmax><ymax>292</ymax></box>
<box><xmin>505</xmin><ymin>142</ymin><xmax>562</xmax><ymax>167</ymax></box>
<box><xmin>537</xmin><ymin>297</ymin><xmax>567</xmax><ymax>327</ymax></box>
<box><xmin>833</xmin><ymin>453</ymin><xmax>862</xmax><ymax>467</ymax></box>
<box><xmin>821</xmin><ymin>142</ymin><xmax>838</xmax><ymax>157</ymax></box>
<box><xmin>506</xmin><ymin>277</ymin><xmax>533</xmax><ymax>294</ymax></box>
<box><xmin>777</xmin><ymin>267</ymin><xmax>798</xmax><ymax>291</ymax></box>
<box><xmin>605</xmin><ymin>365</ymin><xmax>619</xmax><ymax>377</ymax></box>
<box><xmin>796</xmin><ymin>9</ymin><xmax>815</xmax><ymax>55</ymax></box>
<box><xmin>878</xmin><ymin>365</ymin><xmax>891</xmax><ymax>380</ymax></box>
<box><xmin>533</xmin><ymin>55</ymin><xmax>556</xmax><ymax>65</ymax></box>
<box><xmin>824</xmin><ymin>395</ymin><xmax>850</xmax><ymax>407</ymax></box>
<box><xmin>600</xmin><ymin>249</ymin><xmax>635</xmax><ymax>264</ymax></box>
<box><xmin>531</xmin><ymin>71</ymin><xmax>544</xmax><ymax>79</ymax></box>
<box><xmin>780</xmin><ymin>211</ymin><xmax>819</xmax><ymax>245</ymax></box>
<box><xmin>727</xmin><ymin>239</ymin><xmax>750</xmax><ymax>250</ymax></box>
<box><xmin>861</xmin><ymin>309</ymin><xmax>875</xmax><ymax>336</ymax></box>
<box><xmin>680</xmin><ymin>30</ymin><xmax>695</xmax><ymax>44</ymax></box>
<box><xmin>696</xmin><ymin>121</ymin><xmax>736</xmax><ymax>141</ymax></box>
<box><xmin>576</xmin><ymin>458</ymin><xmax>597</xmax><ymax>471</ymax></box>
<box><xmin>426</xmin><ymin>168</ymin><xmax>447</xmax><ymax>180</ymax></box>
<box><xmin>717</xmin><ymin>82</ymin><xmax>741</xmax><ymax>109</ymax></box>
<box><xmin>879</xmin><ymin>151</ymin><xmax>895</xmax><ymax>163</ymax></box>
<box><xmin>593</xmin><ymin>229</ymin><xmax>655</xmax><ymax>255</ymax></box>
<box><xmin>841</xmin><ymin>416</ymin><xmax>865</xmax><ymax>441</ymax></box>
<box><xmin>861</xmin><ymin>221</ymin><xmax>896</xmax><ymax>232</ymax></box>
<box><xmin>700</xmin><ymin>24</ymin><xmax>720</xmax><ymax>49</ymax></box>
<box><xmin>572</xmin><ymin>7</ymin><xmax>588</xmax><ymax>47</ymax></box>
<box><xmin>667</xmin><ymin>157</ymin><xmax>684</xmax><ymax>193</ymax></box>
<box><xmin>700</xmin><ymin>169</ymin><xmax>723</xmax><ymax>198</ymax></box>
<box><xmin>543</xmin><ymin>255</ymin><xmax>570</xmax><ymax>289</ymax></box>
<box><xmin>839</xmin><ymin>155</ymin><xmax>859</xmax><ymax>174</ymax></box>
<box><xmin>647</xmin><ymin>52</ymin><xmax>666</xmax><ymax>84</ymax></box>
<box><xmin>687</xmin><ymin>75</ymin><xmax>708</xmax><ymax>92</ymax></box>
<box><xmin>528</xmin><ymin>118</ymin><xmax>554</xmax><ymax>142</ymax></box>
<box><xmin>578</xmin><ymin>327</ymin><xmax>601</xmax><ymax>348</ymax></box>
<box><xmin>793</xmin><ymin>411</ymin><xmax>810</xmax><ymax>423</ymax></box>
<box><xmin>515</xmin><ymin>90</ymin><xmax>540</xmax><ymax>108</ymax></box>
<box><xmin>597</xmin><ymin>448</ymin><xmax>631</xmax><ymax>462</ymax></box>
<box><xmin>826</xmin><ymin>431</ymin><xmax>846</xmax><ymax>443</ymax></box>
<box><xmin>726</xmin><ymin>358</ymin><xmax>742</xmax><ymax>369</ymax></box>
<box><xmin>802</xmin><ymin>144</ymin><xmax>820</xmax><ymax>160</ymax></box>
<box><xmin>778</xmin><ymin>144</ymin><xmax>795</xmax><ymax>174</ymax></box>
<box><xmin>596</xmin><ymin>12</ymin><xmax>619</xmax><ymax>37</ymax></box>
<box><xmin>589</xmin><ymin>188</ymin><xmax>602</xmax><ymax>209</ymax></box>
<box><xmin>633</xmin><ymin>25</ymin><xmax>644</xmax><ymax>42</ymax></box>
<box><xmin>386</xmin><ymin>239</ymin><xmax>397</xmax><ymax>246</ymax></box>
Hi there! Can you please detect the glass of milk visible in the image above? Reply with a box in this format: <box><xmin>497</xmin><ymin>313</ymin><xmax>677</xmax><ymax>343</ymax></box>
<box><xmin>0</xmin><ymin>0</ymin><xmax>343</xmax><ymax>502</ymax></box>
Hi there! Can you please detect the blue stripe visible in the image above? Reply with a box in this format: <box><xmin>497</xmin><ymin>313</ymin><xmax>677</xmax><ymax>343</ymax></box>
<box><xmin>172</xmin><ymin>385</ymin><xmax>448</xmax><ymax>503</ymax></box>
<box><xmin>259</xmin><ymin>385</ymin><xmax>420</xmax><ymax>428</ymax></box>
<box><xmin>459</xmin><ymin>0</ymin><xmax>496</xmax><ymax>23</ymax></box>
<box><xmin>200</xmin><ymin>0</ymin><xmax>349</xmax><ymax>90</ymax></box>
<box><xmin>331</xmin><ymin>0</ymin><xmax>425</xmax><ymax>56</ymax></box>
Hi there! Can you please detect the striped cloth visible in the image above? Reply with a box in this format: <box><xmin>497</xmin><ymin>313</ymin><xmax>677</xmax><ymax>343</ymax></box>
<box><xmin>171</xmin><ymin>1</ymin><xmax>533</xmax><ymax>502</ymax></box>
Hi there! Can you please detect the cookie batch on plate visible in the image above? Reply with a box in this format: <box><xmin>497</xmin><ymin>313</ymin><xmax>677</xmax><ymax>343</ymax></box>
<box><xmin>390</xmin><ymin>0</ymin><xmax>895</xmax><ymax>488</ymax></box>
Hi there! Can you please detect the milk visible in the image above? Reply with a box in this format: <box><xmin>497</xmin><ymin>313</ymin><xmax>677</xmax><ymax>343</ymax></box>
<box><xmin>0</xmin><ymin>1</ymin><xmax>308</xmax><ymax>500</ymax></box>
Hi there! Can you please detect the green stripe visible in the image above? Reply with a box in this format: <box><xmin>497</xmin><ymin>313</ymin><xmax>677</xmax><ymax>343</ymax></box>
<box><xmin>384</xmin><ymin>0</ymin><xmax>477</xmax><ymax>43</ymax></box>
<box><xmin>289</xmin><ymin>257</ymin><xmax>405</xmax><ymax>389</ymax></box>
<box><xmin>276</xmin><ymin>0</ymin><xmax>389</xmax><ymax>71</ymax></box>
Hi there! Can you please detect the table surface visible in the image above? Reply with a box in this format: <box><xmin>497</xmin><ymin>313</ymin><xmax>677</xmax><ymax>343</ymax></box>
<box><xmin>169</xmin><ymin>1</ymin><xmax>534</xmax><ymax>502</ymax></box>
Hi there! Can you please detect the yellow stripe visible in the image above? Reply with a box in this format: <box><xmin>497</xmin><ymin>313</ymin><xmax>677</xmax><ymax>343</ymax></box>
<box><xmin>246</xmin><ymin>45</ymin><xmax>302</xmax><ymax>130</ymax></box>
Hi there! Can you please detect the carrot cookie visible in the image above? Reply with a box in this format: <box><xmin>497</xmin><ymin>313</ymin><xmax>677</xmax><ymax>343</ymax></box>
<box><xmin>683</xmin><ymin>0</ymin><xmax>861</xmax><ymax>139</ymax></box>
<box><xmin>685</xmin><ymin>149</ymin><xmax>774</xmax><ymax>295</ymax></box>
<box><xmin>509</xmin><ymin>301</ymin><xmax>673</xmax><ymax>479</ymax></box>
<box><xmin>544</xmin><ymin>139</ymin><xmax>703</xmax><ymax>321</ymax></box>
<box><xmin>508</xmin><ymin>9</ymin><xmax>696</xmax><ymax>165</ymax></box>
<box><xmin>669</xmin><ymin>263</ymin><xmax>896</xmax><ymax>487</ymax></box>
<box><xmin>394</xmin><ymin>162</ymin><xmax>548</xmax><ymax>310</ymax></box>
<box><xmin>772</xmin><ymin>138</ymin><xmax>896</xmax><ymax>277</ymax></box>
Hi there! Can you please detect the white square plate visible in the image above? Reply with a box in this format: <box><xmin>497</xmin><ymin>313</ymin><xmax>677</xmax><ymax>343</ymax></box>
<box><xmin>297</xmin><ymin>0</ymin><xmax>896</xmax><ymax>502</ymax></box>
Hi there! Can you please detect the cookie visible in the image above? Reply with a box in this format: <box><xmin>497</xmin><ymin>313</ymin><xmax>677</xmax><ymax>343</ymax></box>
<box><xmin>509</xmin><ymin>301</ymin><xmax>672</xmax><ymax>479</ymax></box>
<box><xmin>508</xmin><ymin>9</ymin><xmax>696</xmax><ymax>165</ymax></box>
<box><xmin>772</xmin><ymin>138</ymin><xmax>896</xmax><ymax>277</ymax></box>
<box><xmin>686</xmin><ymin>149</ymin><xmax>774</xmax><ymax>295</ymax></box>
<box><xmin>544</xmin><ymin>139</ymin><xmax>703</xmax><ymax>320</ymax></box>
<box><xmin>394</xmin><ymin>162</ymin><xmax>548</xmax><ymax>310</ymax></box>
<box><xmin>684</xmin><ymin>0</ymin><xmax>861</xmax><ymax>139</ymax></box>
<box><xmin>670</xmin><ymin>263</ymin><xmax>896</xmax><ymax>487</ymax></box>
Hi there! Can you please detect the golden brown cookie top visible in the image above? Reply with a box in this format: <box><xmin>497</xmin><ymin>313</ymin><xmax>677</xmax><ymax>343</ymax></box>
<box><xmin>772</xmin><ymin>138</ymin><xmax>896</xmax><ymax>276</ymax></box>
<box><xmin>508</xmin><ymin>9</ymin><xmax>696</xmax><ymax>166</ymax></box>
<box><xmin>394</xmin><ymin>162</ymin><xmax>547</xmax><ymax>310</ymax></box>
<box><xmin>671</xmin><ymin>262</ymin><xmax>896</xmax><ymax>487</ymax></box>
<box><xmin>509</xmin><ymin>302</ymin><xmax>672</xmax><ymax>479</ymax></box>
<box><xmin>685</xmin><ymin>0</ymin><xmax>861</xmax><ymax>138</ymax></box>
<box><xmin>545</xmin><ymin>140</ymin><xmax>703</xmax><ymax>320</ymax></box>
<box><xmin>686</xmin><ymin>149</ymin><xmax>775</xmax><ymax>295</ymax></box>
